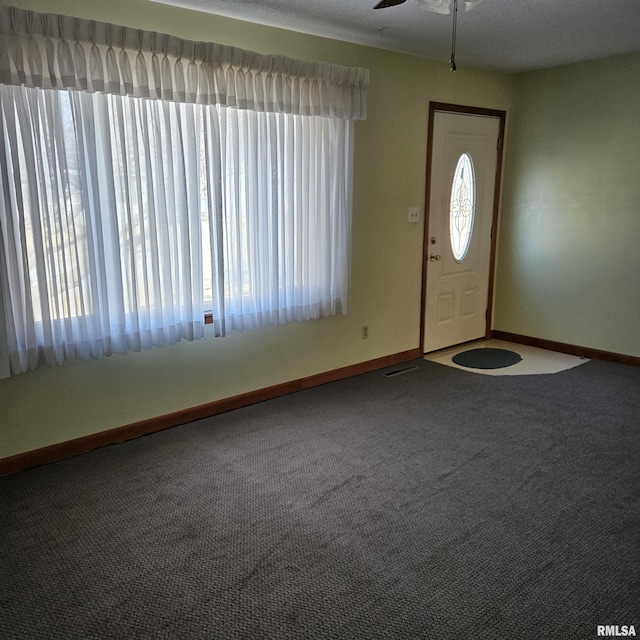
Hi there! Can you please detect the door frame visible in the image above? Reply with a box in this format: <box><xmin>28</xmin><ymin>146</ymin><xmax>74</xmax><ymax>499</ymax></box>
<box><xmin>420</xmin><ymin>102</ymin><xmax>507</xmax><ymax>354</ymax></box>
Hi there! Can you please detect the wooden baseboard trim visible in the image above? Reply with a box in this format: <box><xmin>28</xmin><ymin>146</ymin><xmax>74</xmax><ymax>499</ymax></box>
<box><xmin>492</xmin><ymin>331</ymin><xmax>640</xmax><ymax>368</ymax></box>
<box><xmin>0</xmin><ymin>348</ymin><xmax>422</xmax><ymax>477</ymax></box>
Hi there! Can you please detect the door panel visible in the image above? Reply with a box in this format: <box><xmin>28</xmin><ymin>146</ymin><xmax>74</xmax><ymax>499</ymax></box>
<box><xmin>423</xmin><ymin>111</ymin><xmax>500</xmax><ymax>353</ymax></box>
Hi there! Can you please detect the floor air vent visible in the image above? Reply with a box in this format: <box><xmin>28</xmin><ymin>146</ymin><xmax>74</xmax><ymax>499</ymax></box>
<box><xmin>382</xmin><ymin>366</ymin><xmax>419</xmax><ymax>378</ymax></box>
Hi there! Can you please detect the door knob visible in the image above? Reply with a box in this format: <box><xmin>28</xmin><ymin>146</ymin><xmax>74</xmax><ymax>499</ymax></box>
<box><xmin>429</xmin><ymin>254</ymin><xmax>442</xmax><ymax>262</ymax></box>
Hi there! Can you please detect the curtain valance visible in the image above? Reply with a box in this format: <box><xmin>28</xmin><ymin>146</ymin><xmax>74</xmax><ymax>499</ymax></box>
<box><xmin>0</xmin><ymin>6</ymin><xmax>369</xmax><ymax>119</ymax></box>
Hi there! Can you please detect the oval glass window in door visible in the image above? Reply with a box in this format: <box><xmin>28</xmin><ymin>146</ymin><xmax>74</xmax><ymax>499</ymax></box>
<box><xmin>449</xmin><ymin>152</ymin><xmax>476</xmax><ymax>262</ymax></box>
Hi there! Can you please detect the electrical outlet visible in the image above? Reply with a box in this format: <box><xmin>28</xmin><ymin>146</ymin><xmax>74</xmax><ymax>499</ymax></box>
<box><xmin>408</xmin><ymin>207</ymin><xmax>420</xmax><ymax>223</ymax></box>
<box><xmin>361</xmin><ymin>325</ymin><xmax>369</xmax><ymax>340</ymax></box>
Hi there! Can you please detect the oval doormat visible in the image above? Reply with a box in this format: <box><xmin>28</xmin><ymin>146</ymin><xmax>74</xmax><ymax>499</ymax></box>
<box><xmin>452</xmin><ymin>347</ymin><xmax>522</xmax><ymax>370</ymax></box>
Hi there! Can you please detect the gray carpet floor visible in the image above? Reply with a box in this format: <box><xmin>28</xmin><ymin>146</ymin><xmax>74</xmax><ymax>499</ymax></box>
<box><xmin>1</xmin><ymin>358</ymin><xmax>639</xmax><ymax>639</ymax></box>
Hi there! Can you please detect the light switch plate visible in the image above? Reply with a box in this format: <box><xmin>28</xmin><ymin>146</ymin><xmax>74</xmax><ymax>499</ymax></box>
<box><xmin>408</xmin><ymin>207</ymin><xmax>420</xmax><ymax>223</ymax></box>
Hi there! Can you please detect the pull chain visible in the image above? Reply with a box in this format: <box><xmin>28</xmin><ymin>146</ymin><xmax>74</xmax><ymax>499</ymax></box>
<box><xmin>450</xmin><ymin>0</ymin><xmax>458</xmax><ymax>71</ymax></box>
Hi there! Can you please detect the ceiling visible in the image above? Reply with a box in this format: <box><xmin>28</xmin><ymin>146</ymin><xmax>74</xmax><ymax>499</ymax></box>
<box><xmin>150</xmin><ymin>0</ymin><xmax>640</xmax><ymax>73</ymax></box>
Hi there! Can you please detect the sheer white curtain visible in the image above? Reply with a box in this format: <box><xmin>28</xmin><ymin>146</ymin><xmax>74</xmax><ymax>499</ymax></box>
<box><xmin>0</xmin><ymin>85</ymin><xmax>204</xmax><ymax>374</ymax></box>
<box><xmin>0</xmin><ymin>7</ymin><xmax>368</xmax><ymax>377</ymax></box>
<box><xmin>211</xmin><ymin>108</ymin><xmax>353</xmax><ymax>334</ymax></box>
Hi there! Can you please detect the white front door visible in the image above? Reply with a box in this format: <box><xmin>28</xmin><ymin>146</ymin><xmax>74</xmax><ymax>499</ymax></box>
<box><xmin>423</xmin><ymin>110</ymin><xmax>501</xmax><ymax>353</ymax></box>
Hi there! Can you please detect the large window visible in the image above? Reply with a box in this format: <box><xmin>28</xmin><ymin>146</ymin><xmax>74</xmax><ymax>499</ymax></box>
<box><xmin>0</xmin><ymin>8</ymin><xmax>368</xmax><ymax>377</ymax></box>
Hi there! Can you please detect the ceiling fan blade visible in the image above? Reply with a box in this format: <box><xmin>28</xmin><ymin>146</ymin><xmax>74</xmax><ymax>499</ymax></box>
<box><xmin>374</xmin><ymin>0</ymin><xmax>408</xmax><ymax>8</ymax></box>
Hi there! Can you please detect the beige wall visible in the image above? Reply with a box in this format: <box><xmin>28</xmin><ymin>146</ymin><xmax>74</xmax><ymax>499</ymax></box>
<box><xmin>494</xmin><ymin>53</ymin><xmax>640</xmax><ymax>357</ymax></box>
<box><xmin>0</xmin><ymin>0</ymin><xmax>512</xmax><ymax>459</ymax></box>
